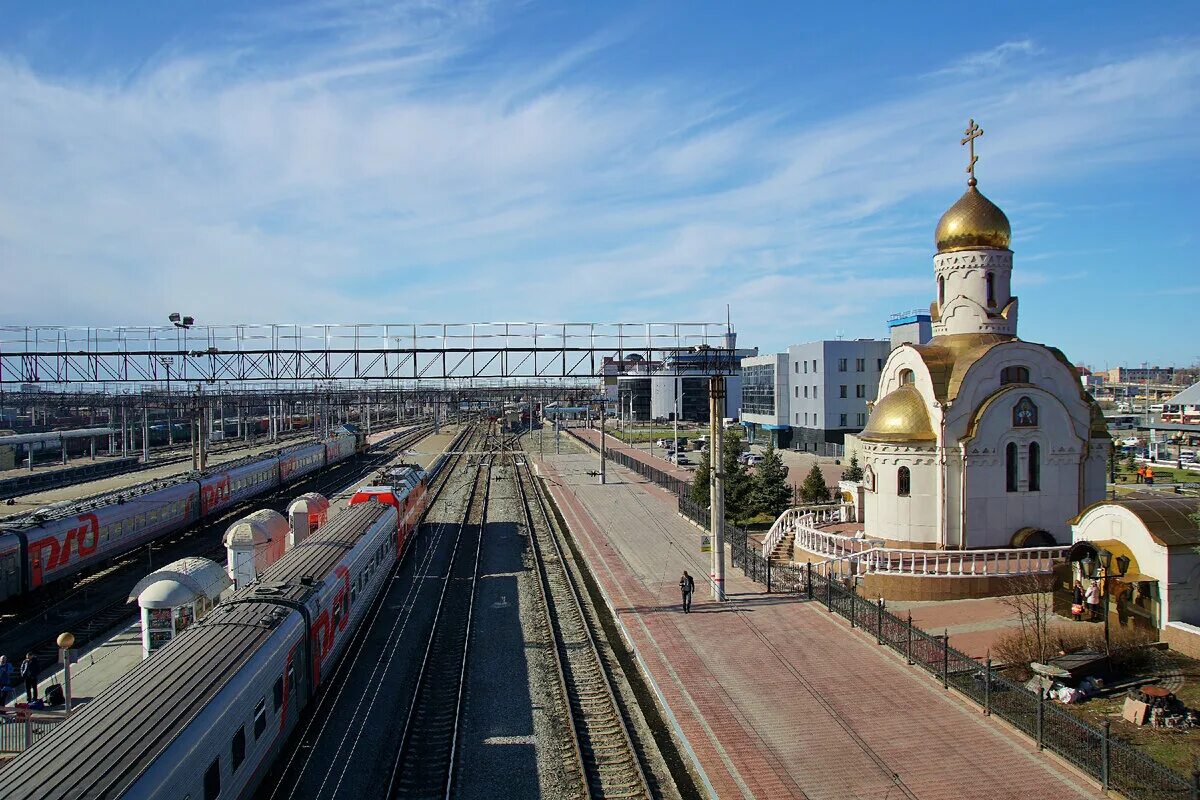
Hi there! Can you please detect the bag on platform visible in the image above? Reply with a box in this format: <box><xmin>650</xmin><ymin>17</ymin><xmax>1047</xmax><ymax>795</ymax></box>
<box><xmin>1071</xmin><ymin>603</ymin><xmax>1084</xmax><ymax>616</ymax></box>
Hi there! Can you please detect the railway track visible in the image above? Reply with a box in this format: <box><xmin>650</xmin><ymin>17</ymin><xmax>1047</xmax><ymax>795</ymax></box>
<box><xmin>511</xmin><ymin>446</ymin><xmax>652</xmax><ymax>799</ymax></box>
<box><xmin>387</xmin><ymin>428</ymin><xmax>496</xmax><ymax>799</ymax></box>
<box><xmin>0</xmin><ymin>423</ymin><xmax>440</xmax><ymax>672</ymax></box>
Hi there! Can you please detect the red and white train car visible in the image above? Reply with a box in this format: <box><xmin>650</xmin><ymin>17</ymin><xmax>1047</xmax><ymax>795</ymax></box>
<box><xmin>4</xmin><ymin>499</ymin><xmax>406</xmax><ymax>800</ymax></box>
<box><xmin>349</xmin><ymin>465</ymin><xmax>429</xmax><ymax>552</ymax></box>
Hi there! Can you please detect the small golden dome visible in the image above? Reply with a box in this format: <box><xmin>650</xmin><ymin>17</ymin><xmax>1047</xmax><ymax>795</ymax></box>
<box><xmin>859</xmin><ymin>384</ymin><xmax>936</xmax><ymax>443</ymax></box>
<box><xmin>935</xmin><ymin>183</ymin><xmax>1011</xmax><ymax>253</ymax></box>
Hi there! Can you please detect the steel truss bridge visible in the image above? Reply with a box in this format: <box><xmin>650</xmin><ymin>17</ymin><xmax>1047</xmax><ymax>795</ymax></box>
<box><xmin>0</xmin><ymin>322</ymin><xmax>735</xmax><ymax>385</ymax></box>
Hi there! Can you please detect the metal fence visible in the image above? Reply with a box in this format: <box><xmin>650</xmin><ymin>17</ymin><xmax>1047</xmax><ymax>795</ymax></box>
<box><xmin>574</xmin><ymin>425</ymin><xmax>1200</xmax><ymax>798</ymax></box>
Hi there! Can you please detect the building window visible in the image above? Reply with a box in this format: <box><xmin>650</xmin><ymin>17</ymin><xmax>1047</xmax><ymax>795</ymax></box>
<box><xmin>838</xmin><ymin>358</ymin><xmax>847</xmax><ymax>372</ymax></box>
<box><xmin>1013</xmin><ymin>396</ymin><xmax>1038</xmax><ymax>427</ymax></box>
<box><xmin>812</xmin><ymin>359</ymin><xmax>817</xmax><ymax>371</ymax></box>
<box><xmin>898</xmin><ymin>466</ymin><xmax>911</xmax><ymax>497</ymax></box>
<box><xmin>1006</xmin><ymin>442</ymin><xmax>1019</xmax><ymax>492</ymax></box>
<box><xmin>986</xmin><ymin>272</ymin><xmax>996</xmax><ymax>307</ymax></box>
<box><xmin>794</xmin><ymin>387</ymin><xmax>799</xmax><ymax>398</ymax></box>
<box><xmin>877</xmin><ymin>358</ymin><xmax>884</xmax><ymax>370</ymax></box>
<box><xmin>803</xmin><ymin>361</ymin><xmax>808</xmax><ymax>374</ymax></box>
<box><xmin>839</xmin><ymin>413</ymin><xmax>847</xmax><ymax>427</ymax></box>
<box><xmin>1001</xmin><ymin>365</ymin><xmax>1029</xmax><ymax>384</ymax></box>
<box><xmin>839</xmin><ymin>385</ymin><xmax>847</xmax><ymax>399</ymax></box>
<box><xmin>803</xmin><ymin>386</ymin><xmax>808</xmax><ymax>398</ymax></box>
<box><xmin>856</xmin><ymin>412</ymin><xmax>865</xmax><ymax>426</ymax></box>
<box><xmin>741</xmin><ymin>363</ymin><xmax>776</xmax><ymax>416</ymax></box>
<box><xmin>1028</xmin><ymin>442</ymin><xmax>1040</xmax><ymax>491</ymax></box>
<box><xmin>205</xmin><ymin>759</ymin><xmax>221</xmax><ymax>800</ymax></box>
<box><xmin>856</xmin><ymin>384</ymin><xmax>866</xmax><ymax>398</ymax></box>
<box><xmin>856</xmin><ymin>358</ymin><xmax>865</xmax><ymax>372</ymax></box>
<box><xmin>813</xmin><ymin>385</ymin><xmax>818</xmax><ymax>398</ymax></box>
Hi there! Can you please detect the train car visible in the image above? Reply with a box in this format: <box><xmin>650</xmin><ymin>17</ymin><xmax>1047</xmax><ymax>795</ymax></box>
<box><xmin>278</xmin><ymin>441</ymin><xmax>326</xmax><ymax>484</ymax></box>
<box><xmin>199</xmin><ymin>455</ymin><xmax>282</xmax><ymax>516</ymax></box>
<box><xmin>348</xmin><ymin>465</ymin><xmax>428</xmax><ymax>552</ymax></box>
<box><xmin>323</xmin><ymin>432</ymin><xmax>357</xmax><ymax>465</ymax></box>
<box><xmin>6</xmin><ymin>479</ymin><xmax>202</xmax><ymax>594</ymax></box>
<box><xmin>0</xmin><ymin>532</ymin><xmax>22</xmax><ymax>601</ymax></box>
<box><xmin>1</xmin><ymin>501</ymin><xmax>400</xmax><ymax>800</ymax></box>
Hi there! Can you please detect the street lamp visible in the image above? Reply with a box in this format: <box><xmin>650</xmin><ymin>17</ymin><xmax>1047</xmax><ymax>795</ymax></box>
<box><xmin>57</xmin><ymin>631</ymin><xmax>75</xmax><ymax>715</ymax></box>
<box><xmin>159</xmin><ymin>356</ymin><xmax>175</xmax><ymax>446</ymax></box>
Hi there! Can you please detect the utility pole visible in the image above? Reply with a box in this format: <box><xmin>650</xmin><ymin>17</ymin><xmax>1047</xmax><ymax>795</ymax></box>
<box><xmin>709</xmin><ymin>375</ymin><xmax>726</xmax><ymax>601</ymax></box>
<box><xmin>599</xmin><ymin>401</ymin><xmax>607</xmax><ymax>485</ymax></box>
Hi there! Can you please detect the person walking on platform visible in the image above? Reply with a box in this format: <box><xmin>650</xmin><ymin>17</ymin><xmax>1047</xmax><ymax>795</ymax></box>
<box><xmin>20</xmin><ymin>653</ymin><xmax>39</xmax><ymax>702</ymax></box>
<box><xmin>0</xmin><ymin>655</ymin><xmax>12</xmax><ymax>705</ymax></box>
<box><xmin>679</xmin><ymin>570</ymin><xmax>695</xmax><ymax>613</ymax></box>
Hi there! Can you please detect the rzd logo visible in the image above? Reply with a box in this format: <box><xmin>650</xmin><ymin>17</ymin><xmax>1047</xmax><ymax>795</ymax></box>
<box><xmin>29</xmin><ymin>513</ymin><xmax>100</xmax><ymax>585</ymax></box>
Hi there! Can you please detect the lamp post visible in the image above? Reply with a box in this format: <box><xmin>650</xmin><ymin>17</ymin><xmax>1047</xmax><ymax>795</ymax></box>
<box><xmin>57</xmin><ymin>632</ymin><xmax>75</xmax><ymax>715</ymax></box>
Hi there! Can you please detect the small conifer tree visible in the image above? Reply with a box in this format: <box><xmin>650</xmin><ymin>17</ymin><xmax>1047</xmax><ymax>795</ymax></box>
<box><xmin>799</xmin><ymin>462</ymin><xmax>832</xmax><ymax>504</ymax></box>
<box><xmin>841</xmin><ymin>451</ymin><xmax>864</xmax><ymax>482</ymax></box>
<box><xmin>751</xmin><ymin>446</ymin><xmax>792</xmax><ymax>519</ymax></box>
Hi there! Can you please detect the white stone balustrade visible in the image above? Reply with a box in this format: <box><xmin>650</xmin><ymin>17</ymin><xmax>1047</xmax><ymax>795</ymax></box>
<box><xmin>760</xmin><ymin>503</ymin><xmax>860</xmax><ymax>559</ymax></box>
<box><xmin>816</xmin><ymin>545</ymin><xmax>1069</xmax><ymax>580</ymax></box>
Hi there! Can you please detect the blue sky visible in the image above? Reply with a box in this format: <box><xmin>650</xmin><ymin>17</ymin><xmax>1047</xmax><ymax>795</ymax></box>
<box><xmin>0</xmin><ymin>1</ymin><xmax>1197</xmax><ymax>369</ymax></box>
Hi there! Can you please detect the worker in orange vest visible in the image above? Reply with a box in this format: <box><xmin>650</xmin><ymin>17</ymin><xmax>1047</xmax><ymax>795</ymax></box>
<box><xmin>1145</xmin><ymin>466</ymin><xmax>1154</xmax><ymax>485</ymax></box>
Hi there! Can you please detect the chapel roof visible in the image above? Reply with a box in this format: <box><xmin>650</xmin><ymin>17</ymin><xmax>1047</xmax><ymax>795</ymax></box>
<box><xmin>859</xmin><ymin>384</ymin><xmax>936</xmax><ymax>443</ymax></box>
<box><xmin>1072</xmin><ymin>495</ymin><xmax>1200</xmax><ymax>548</ymax></box>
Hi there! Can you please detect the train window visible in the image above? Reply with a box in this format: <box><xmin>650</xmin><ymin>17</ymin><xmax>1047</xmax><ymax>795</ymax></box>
<box><xmin>273</xmin><ymin>677</ymin><xmax>283</xmax><ymax>712</ymax></box>
<box><xmin>231</xmin><ymin>726</ymin><xmax>245</xmax><ymax>772</ymax></box>
<box><xmin>287</xmin><ymin>663</ymin><xmax>295</xmax><ymax>692</ymax></box>
<box><xmin>203</xmin><ymin>758</ymin><xmax>220</xmax><ymax>800</ymax></box>
<box><xmin>254</xmin><ymin>699</ymin><xmax>267</xmax><ymax>738</ymax></box>
<box><xmin>331</xmin><ymin>600</ymin><xmax>342</xmax><ymax>630</ymax></box>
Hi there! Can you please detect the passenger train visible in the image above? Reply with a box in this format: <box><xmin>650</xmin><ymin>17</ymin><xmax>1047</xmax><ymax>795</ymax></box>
<box><xmin>0</xmin><ymin>434</ymin><xmax>359</xmax><ymax>603</ymax></box>
<box><xmin>3</xmin><ymin>462</ymin><xmax>432</xmax><ymax>800</ymax></box>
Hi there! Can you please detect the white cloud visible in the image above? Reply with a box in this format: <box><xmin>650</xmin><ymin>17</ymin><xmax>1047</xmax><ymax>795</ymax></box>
<box><xmin>930</xmin><ymin>39</ymin><xmax>1039</xmax><ymax>77</ymax></box>
<box><xmin>0</xmin><ymin>12</ymin><xmax>1196</xmax><ymax>362</ymax></box>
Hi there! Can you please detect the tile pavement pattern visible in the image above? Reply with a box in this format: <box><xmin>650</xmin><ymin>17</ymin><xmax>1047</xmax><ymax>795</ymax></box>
<box><xmin>534</xmin><ymin>452</ymin><xmax>1104</xmax><ymax>800</ymax></box>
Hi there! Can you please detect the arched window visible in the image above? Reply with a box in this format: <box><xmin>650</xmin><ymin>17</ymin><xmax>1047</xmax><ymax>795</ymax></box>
<box><xmin>986</xmin><ymin>272</ymin><xmax>996</xmax><ymax>307</ymax></box>
<box><xmin>1006</xmin><ymin>442</ymin><xmax>1019</xmax><ymax>492</ymax></box>
<box><xmin>897</xmin><ymin>466</ymin><xmax>911</xmax><ymax>497</ymax></box>
<box><xmin>899</xmin><ymin>369</ymin><xmax>915</xmax><ymax>385</ymax></box>
<box><xmin>937</xmin><ymin>275</ymin><xmax>945</xmax><ymax>307</ymax></box>
<box><xmin>1028</xmin><ymin>442</ymin><xmax>1040</xmax><ymax>491</ymax></box>
<box><xmin>1001</xmin><ymin>366</ymin><xmax>1030</xmax><ymax>385</ymax></box>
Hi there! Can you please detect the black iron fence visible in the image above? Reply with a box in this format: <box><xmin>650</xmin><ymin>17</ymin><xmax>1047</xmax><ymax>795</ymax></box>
<box><xmin>572</xmin><ymin>426</ymin><xmax>1199</xmax><ymax>799</ymax></box>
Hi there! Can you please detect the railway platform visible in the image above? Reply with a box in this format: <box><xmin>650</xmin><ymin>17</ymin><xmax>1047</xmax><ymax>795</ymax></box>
<box><xmin>532</xmin><ymin>449</ymin><xmax>1104</xmax><ymax>800</ymax></box>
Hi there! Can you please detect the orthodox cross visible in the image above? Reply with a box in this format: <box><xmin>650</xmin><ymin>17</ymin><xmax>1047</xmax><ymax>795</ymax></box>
<box><xmin>961</xmin><ymin>118</ymin><xmax>983</xmax><ymax>185</ymax></box>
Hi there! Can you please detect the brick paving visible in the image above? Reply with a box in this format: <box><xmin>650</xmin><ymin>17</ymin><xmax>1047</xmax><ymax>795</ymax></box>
<box><xmin>534</xmin><ymin>451</ymin><xmax>1103</xmax><ymax>800</ymax></box>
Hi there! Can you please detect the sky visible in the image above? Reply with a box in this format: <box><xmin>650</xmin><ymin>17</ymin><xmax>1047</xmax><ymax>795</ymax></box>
<box><xmin>0</xmin><ymin>1</ymin><xmax>1197</xmax><ymax>369</ymax></box>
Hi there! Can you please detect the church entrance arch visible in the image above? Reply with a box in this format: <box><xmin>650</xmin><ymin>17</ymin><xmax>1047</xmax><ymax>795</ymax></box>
<box><xmin>1011</xmin><ymin>527</ymin><xmax>1056</xmax><ymax>548</ymax></box>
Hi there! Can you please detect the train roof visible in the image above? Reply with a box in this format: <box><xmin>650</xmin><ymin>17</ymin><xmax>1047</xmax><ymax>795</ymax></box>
<box><xmin>2</xmin><ymin>600</ymin><xmax>283</xmax><ymax>800</ymax></box>
<box><xmin>2</xmin><ymin>501</ymin><xmax>397</xmax><ymax>798</ymax></box>
<box><xmin>260</xmin><ymin>501</ymin><xmax>392</xmax><ymax>585</ymax></box>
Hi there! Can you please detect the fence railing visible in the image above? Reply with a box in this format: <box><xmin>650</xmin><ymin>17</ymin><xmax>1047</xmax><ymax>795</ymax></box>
<box><xmin>761</xmin><ymin>503</ymin><xmax>863</xmax><ymax>558</ymax></box>
<box><xmin>0</xmin><ymin>710</ymin><xmax>65</xmax><ymax>756</ymax></box>
<box><xmin>819</xmin><ymin>545</ymin><xmax>1069</xmax><ymax>579</ymax></box>
<box><xmin>570</xmin><ymin>421</ymin><xmax>1199</xmax><ymax>799</ymax></box>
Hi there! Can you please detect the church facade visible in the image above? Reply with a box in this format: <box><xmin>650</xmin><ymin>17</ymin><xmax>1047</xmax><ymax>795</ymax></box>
<box><xmin>858</xmin><ymin>122</ymin><xmax>1109</xmax><ymax>550</ymax></box>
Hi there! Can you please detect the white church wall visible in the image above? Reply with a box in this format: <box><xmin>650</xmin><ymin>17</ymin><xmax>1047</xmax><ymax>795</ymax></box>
<box><xmin>861</xmin><ymin>443</ymin><xmax>939</xmax><ymax>546</ymax></box>
<box><xmin>1167</xmin><ymin>555</ymin><xmax>1200</xmax><ymax>625</ymax></box>
<box><xmin>961</xmin><ymin>387</ymin><xmax>1085</xmax><ymax>548</ymax></box>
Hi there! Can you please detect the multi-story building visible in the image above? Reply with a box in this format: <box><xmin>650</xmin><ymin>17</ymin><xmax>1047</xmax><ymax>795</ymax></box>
<box><xmin>786</xmin><ymin>339</ymin><xmax>893</xmax><ymax>452</ymax></box>
<box><xmin>887</xmin><ymin>310</ymin><xmax>933</xmax><ymax>348</ymax></box>
<box><xmin>614</xmin><ymin>348</ymin><xmax>753</xmax><ymax>424</ymax></box>
<box><xmin>739</xmin><ymin>353</ymin><xmax>791</xmax><ymax>447</ymax></box>
<box><xmin>1105</xmin><ymin>366</ymin><xmax>1176</xmax><ymax>385</ymax></box>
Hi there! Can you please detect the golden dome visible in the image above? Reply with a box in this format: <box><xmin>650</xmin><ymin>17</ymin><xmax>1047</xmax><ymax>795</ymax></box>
<box><xmin>859</xmin><ymin>384</ymin><xmax>936</xmax><ymax>443</ymax></box>
<box><xmin>935</xmin><ymin>183</ymin><xmax>1011</xmax><ymax>253</ymax></box>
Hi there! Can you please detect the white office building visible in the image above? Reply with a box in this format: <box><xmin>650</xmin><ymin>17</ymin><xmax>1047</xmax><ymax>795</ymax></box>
<box><xmin>739</xmin><ymin>353</ymin><xmax>791</xmax><ymax>447</ymax></box>
<box><xmin>785</xmin><ymin>340</ymin><xmax>893</xmax><ymax>452</ymax></box>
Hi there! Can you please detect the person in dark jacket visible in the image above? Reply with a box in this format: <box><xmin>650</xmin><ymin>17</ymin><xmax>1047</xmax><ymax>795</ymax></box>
<box><xmin>20</xmin><ymin>653</ymin><xmax>38</xmax><ymax>702</ymax></box>
<box><xmin>0</xmin><ymin>655</ymin><xmax>12</xmax><ymax>704</ymax></box>
<box><xmin>679</xmin><ymin>571</ymin><xmax>695</xmax><ymax>613</ymax></box>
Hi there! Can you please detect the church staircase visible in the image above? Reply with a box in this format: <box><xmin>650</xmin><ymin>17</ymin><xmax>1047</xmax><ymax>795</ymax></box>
<box><xmin>769</xmin><ymin>530</ymin><xmax>795</xmax><ymax>563</ymax></box>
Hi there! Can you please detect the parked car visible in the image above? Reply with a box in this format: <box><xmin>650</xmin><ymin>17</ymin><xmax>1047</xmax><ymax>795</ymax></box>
<box><xmin>745</xmin><ymin>454</ymin><xmax>764</xmax><ymax>466</ymax></box>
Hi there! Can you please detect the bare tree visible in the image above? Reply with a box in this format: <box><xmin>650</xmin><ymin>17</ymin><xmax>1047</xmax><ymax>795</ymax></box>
<box><xmin>998</xmin><ymin>573</ymin><xmax>1058</xmax><ymax>665</ymax></box>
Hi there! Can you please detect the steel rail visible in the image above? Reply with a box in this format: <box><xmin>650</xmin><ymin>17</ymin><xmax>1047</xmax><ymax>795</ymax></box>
<box><xmin>512</xmin><ymin>446</ymin><xmax>652</xmax><ymax>798</ymax></box>
<box><xmin>386</xmin><ymin>426</ymin><xmax>493</xmax><ymax>799</ymax></box>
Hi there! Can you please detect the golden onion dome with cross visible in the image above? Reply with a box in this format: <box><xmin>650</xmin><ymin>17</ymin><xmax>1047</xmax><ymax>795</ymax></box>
<box><xmin>934</xmin><ymin>119</ymin><xmax>1012</xmax><ymax>254</ymax></box>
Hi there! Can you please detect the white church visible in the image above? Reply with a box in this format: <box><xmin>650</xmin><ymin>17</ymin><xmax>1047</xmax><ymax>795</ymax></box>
<box><xmin>858</xmin><ymin>122</ymin><xmax>1109</xmax><ymax>551</ymax></box>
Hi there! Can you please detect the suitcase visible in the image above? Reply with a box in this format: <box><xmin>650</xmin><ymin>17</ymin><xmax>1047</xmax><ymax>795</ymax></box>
<box><xmin>45</xmin><ymin>684</ymin><xmax>64</xmax><ymax>706</ymax></box>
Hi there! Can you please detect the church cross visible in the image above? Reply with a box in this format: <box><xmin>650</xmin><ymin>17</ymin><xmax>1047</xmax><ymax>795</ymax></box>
<box><xmin>961</xmin><ymin>118</ymin><xmax>983</xmax><ymax>184</ymax></box>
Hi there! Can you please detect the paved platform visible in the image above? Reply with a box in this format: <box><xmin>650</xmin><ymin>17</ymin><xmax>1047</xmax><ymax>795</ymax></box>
<box><xmin>533</xmin><ymin>450</ymin><xmax>1103</xmax><ymax>800</ymax></box>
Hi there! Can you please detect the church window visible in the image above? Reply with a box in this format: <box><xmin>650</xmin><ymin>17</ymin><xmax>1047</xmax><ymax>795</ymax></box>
<box><xmin>1013</xmin><ymin>396</ymin><xmax>1038</xmax><ymax>427</ymax></box>
<box><xmin>1001</xmin><ymin>366</ymin><xmax>1029</xmax><ymax>385</ymax></box>
<box><xmin>938</xmin><ymin>275</ymin><xmax>945</xmax><ymax>306</ymax></box>
<box><xmin>986</xmin><ymin>272</ymin><xmax>996</xmax><ymax>307</ymax></box>
<box><xmin>1006</xmin><ymin>443</ymin><xmax>1019</xmax><ymax>492</ymax></box>
<box><xmin>1028</xmin><ymin>442</ymin><xmax>1041</xmax><ymax>491</ymax></box>
<box><xmin>897</xmin><ymin>467</ymin><xmax>911</xmax><ymax>497</ymax></box>
<box><xmin>899</xmin><ymin>369</ymin><xmax>915</xmax><ymax>385</ymax></box>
